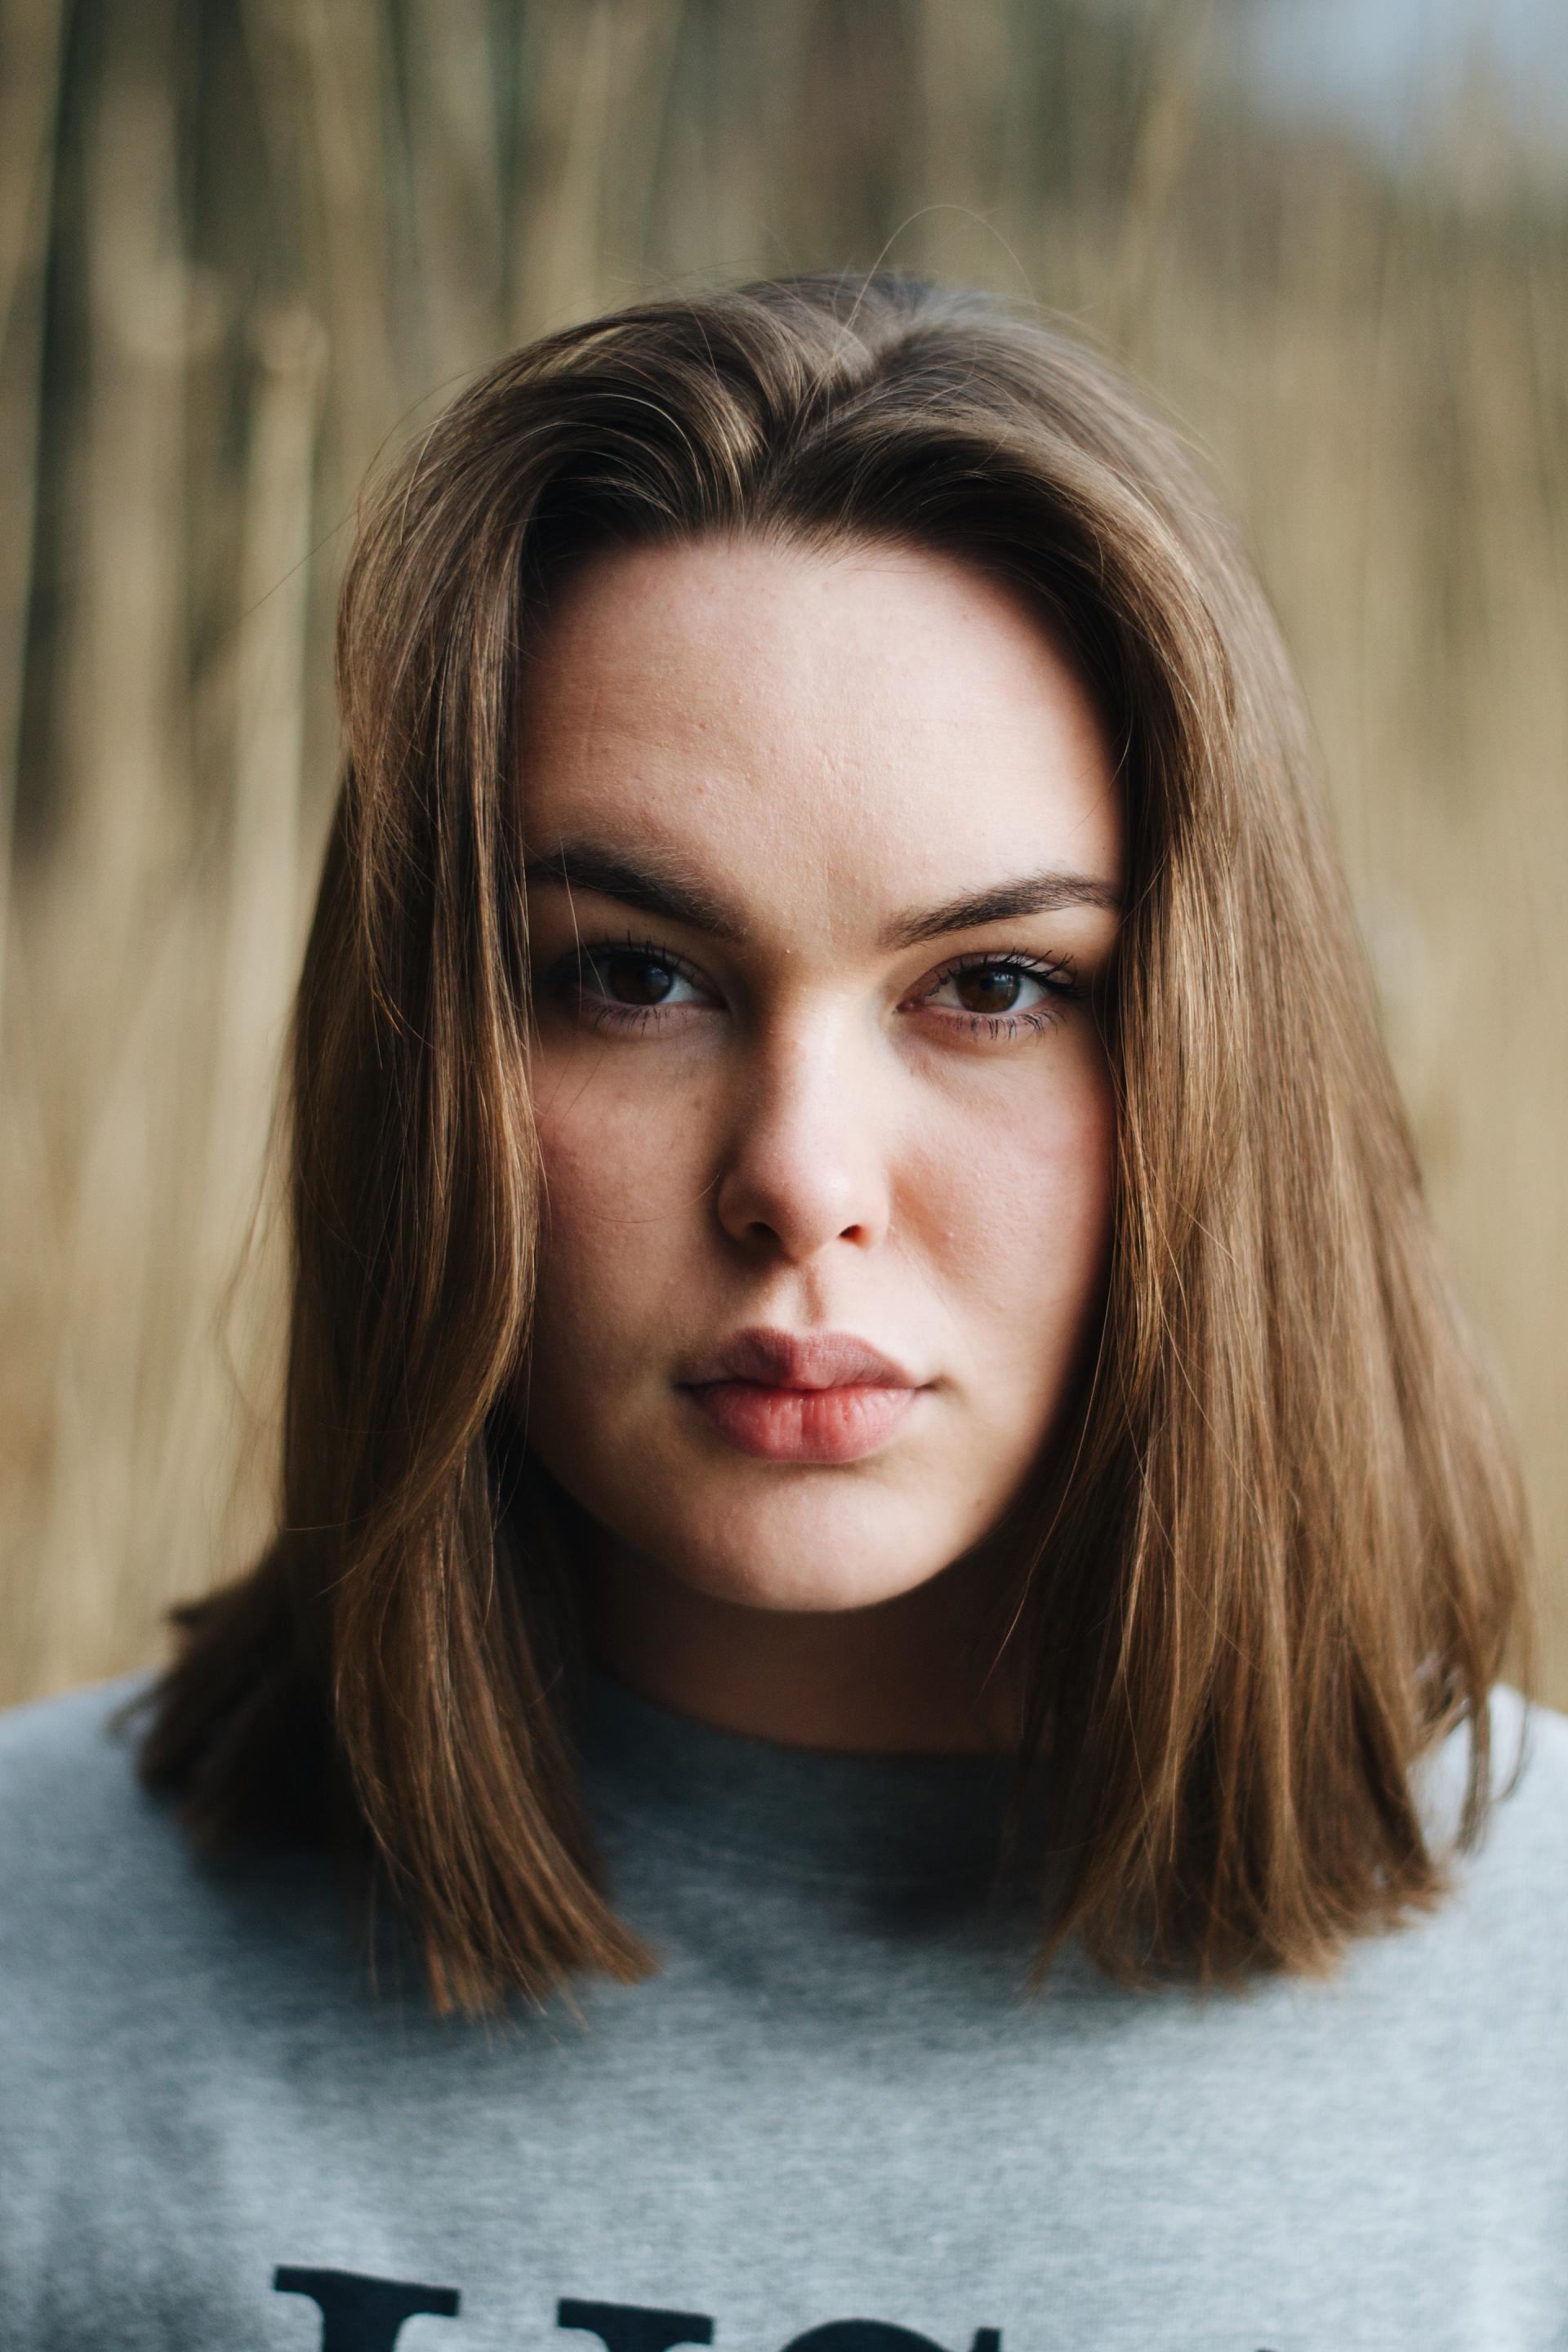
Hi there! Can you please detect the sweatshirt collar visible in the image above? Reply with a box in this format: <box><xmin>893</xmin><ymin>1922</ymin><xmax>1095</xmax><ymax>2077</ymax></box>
<box><xmin>567</xmin><ymin>1659</ymin><xmax>1021</xmax><ymax>1887</ymax></box>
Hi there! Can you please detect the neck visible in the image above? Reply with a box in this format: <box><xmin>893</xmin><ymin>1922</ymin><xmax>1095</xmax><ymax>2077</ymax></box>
<box><xmin>579</xmin><ymin>1536</ymin><xmax>1025</xmax><ymax>1757</ymax></box>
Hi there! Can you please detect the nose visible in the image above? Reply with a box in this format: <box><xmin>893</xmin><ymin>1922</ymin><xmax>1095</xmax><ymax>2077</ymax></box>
<box><xmin>713</xmin><ymin>1012</ymin><xmax>892</xmax><ymax>1263</ymax></box>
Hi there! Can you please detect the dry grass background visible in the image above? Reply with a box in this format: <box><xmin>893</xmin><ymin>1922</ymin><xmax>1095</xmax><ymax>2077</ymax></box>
<box><xmin>2</xmin><ymin>0</ymin><xmax>1565</xmax><ymax>1708</ymax></box>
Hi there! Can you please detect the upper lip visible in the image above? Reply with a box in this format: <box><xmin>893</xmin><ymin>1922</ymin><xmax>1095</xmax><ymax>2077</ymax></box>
<box><xmin>679</xmin><ymin>1327</ymin><xmax>922</xmax><ymax>1391</ymax></box>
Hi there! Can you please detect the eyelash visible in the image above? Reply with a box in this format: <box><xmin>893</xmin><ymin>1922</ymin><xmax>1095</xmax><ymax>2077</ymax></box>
<box><xmin>538</xmin><ymin>934</ymin><xmax>1086</xmax><ymax>1044</ymax></box>
<box><xmin>912</xmin><ymin>947</ymin><xmax>1085</xmax><ymax>1040</ymax></box>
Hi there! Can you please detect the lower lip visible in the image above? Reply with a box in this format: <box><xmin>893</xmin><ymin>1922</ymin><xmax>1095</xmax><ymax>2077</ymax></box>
<box><xmin>681</xmin><ymin>1381</ymin><xmax>920</xmax><ymax>1464</ymax></box>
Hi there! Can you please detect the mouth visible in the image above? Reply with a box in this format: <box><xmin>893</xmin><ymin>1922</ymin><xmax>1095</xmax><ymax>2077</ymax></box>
<box><xmin>675</xmin><ymin>1327</ymin><xmax>927</xmax><ymax>1465</ymax></box>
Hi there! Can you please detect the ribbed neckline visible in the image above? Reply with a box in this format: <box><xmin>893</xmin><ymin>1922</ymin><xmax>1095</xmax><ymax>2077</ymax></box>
<box><xmin>566</xmin><ymin>1659</ymin><xmax>1022</xmax><ymax>1887</ymax></box>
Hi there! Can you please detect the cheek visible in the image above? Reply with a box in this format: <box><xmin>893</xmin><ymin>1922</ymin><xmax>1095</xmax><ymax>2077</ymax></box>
<box><xmin>910</xmin><ymin>1051</ymin><xmax>1116</xmax><ymax>1372</ymax></box>
<box><xmin>528</xmin><ymin>1062</ymin><xmax>710</xmax><ymax>1351</ymax></box>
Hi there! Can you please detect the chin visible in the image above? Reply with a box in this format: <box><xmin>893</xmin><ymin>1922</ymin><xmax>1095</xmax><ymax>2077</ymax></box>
<box><xmin>674</xmin><ymin>1548</ymin><xmax>943</xmax><ymax>1617</ymax></box>
<box><xmin>614</xmin><ymin>1477</ymin><xmax>978</xmax><ymax>1616</ymax></box>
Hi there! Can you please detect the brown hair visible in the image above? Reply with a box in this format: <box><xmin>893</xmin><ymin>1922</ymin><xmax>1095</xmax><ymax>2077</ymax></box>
<box><xmin>140</xmin><ymin>270</ymin><xmax>1530</xmax><ymax>2012</ymax></box>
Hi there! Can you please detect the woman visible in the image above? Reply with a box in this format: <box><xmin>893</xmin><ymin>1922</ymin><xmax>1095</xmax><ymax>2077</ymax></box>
<box><xmin>2</xmin><ymin>272</ymin><xmax>1563</xmax><ymax>2350</ymax></box>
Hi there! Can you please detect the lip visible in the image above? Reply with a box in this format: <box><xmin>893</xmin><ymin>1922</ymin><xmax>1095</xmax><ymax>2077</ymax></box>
<box><xmin>676</xmin><ymin>1326</ymin><xmax>927</xmax><ymax>1465</ymax></box>
<box><xmin>679</xmin><ymin>1327</ymin><xmax>920</xmax><ymax>1392</ymax></box>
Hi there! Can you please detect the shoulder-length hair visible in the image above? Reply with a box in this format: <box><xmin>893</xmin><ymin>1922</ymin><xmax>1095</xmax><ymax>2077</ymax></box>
<box><xmin>140</xmin><ymin>270</ymin><xmax>1529</xmax><ymax>2013</ymax></box>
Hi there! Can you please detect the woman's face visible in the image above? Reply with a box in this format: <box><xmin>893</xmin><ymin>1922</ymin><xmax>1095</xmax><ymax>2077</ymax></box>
<box><xmin>519</xmin><ymin>535</ymin><xmax>1122</xmax><ymax>1628</ymax></box>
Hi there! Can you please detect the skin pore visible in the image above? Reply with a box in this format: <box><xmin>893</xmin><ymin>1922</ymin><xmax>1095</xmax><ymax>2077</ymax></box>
<box><xmin>517</xmin><ymin>535</ymin><xmax>1123</xmax><ymax>1757</ymax></box>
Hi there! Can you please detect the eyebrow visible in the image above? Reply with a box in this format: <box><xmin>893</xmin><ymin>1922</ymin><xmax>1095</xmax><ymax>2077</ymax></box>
<box><xmin>523</xmin><ymin>840</ymin><xmax>1120</xmax><ymax>951</ymax></box>
<box><xmin>879</xmin><ymin>869</ymin><xmax>1121</xmax><ymax>948</ymax></box>
<box><xmin>523</xmin><ymin>843</ymin><xmax>746</xmax><ymax>942</ymax></box>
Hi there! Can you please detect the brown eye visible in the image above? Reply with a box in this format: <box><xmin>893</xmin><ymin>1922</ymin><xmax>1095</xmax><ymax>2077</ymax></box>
<box><xmin>600</xmin><ymin>951</ymin><xmax>679</xmax><ymax>1006</ymax></box>
<box><xmin>916</xmin><ymin>956</ymin><xmax>1074</xmax><ymax>1032</ymax></box>
<box><xmin>546</xmin><ymin>941</ymin><xmax>709</xmax><ymax>1024</ymax></box>
<box><xmin>952</xmin><ymin>964</ymin><xmax>1023</xmax><ymax>1015</ymax></box>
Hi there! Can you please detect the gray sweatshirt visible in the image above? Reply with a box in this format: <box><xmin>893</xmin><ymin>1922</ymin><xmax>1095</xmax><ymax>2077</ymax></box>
<box><xmin>1</xmin><ymin>1663</ymin><xmax>1565</xmax><ymax>2352</ymax></box>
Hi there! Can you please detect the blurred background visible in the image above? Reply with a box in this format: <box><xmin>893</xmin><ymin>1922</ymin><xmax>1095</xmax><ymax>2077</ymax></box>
<box><xmin>2</xmin><ymin>0</ymin><xmax>1565</xmax><ymax>1708</ymax></box>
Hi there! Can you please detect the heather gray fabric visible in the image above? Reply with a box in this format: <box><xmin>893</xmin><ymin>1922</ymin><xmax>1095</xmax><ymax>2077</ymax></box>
<box><xmin>1</xmin><ymin>1663</ymin><xmax>1565</xmax><ymax>2352</ymax></box>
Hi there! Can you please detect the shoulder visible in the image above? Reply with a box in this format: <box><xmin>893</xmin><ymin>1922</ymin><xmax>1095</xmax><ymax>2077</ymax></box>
<box><xmin>1493</xmin><ymin>1682</ymin><xmax>1568</xmax><ymax>1823</ymax></box>
<box><xmin>0</xmin><ymin>1670</ymin><xmax>361</xmax><ymax>2052</ymax></box>
<box><xmin>0</xmin><ymin>1668</ymin><xmax>155</xmax><ymax>1773</ymax></box>
<box><xmin>1423</xmin><ymin>1683</ymin><xmax>1568</xmax><ymax>1951</ymax></box>
<box><xmin>0</xmin><ymin>1671</ymin><xmax>162</xmax><ymax>1842</ymax></box>
<box><xmin>1455</xmin><ymin>1682</ymin><xmax>1568</xmax><ymax>1842</ymax></box>
<box><xmin>0</xmin><ymin>1673</ymin><xmax>176</xmax><ymax>1940</ymax></box>
<box><xmin>1490</xmin><ymin>1680</ymin><xmax>1568</xmax><ymax>1792</ymax></box>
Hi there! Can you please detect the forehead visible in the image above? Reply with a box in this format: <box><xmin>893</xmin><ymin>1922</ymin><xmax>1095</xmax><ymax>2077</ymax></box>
<box><xmin>516</xmin><ymin>535</ymin><xmax>1123</xmax><ymax>928</ymax></box>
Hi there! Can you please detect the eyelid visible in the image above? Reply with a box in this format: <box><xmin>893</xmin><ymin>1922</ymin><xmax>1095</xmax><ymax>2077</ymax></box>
<box><xmin>931</xmin><ymin>946</ymin><xmax>1076</xmax><ymax>972</ymax></box>
<box><xmin>543</xmin><ymin>932</ymin><xmax>1080</xmax><ymax>977</ymax></box>
<box><xmin>909</xmin><ymin>945</ymin><xmax>1081</xmax><ymax>993</ymax></box>
<box><xmin>539</xmin><ymin>935</ymin><xmax>1090</xmax><ymax>1036</ymax></box>
<box><xmin>541</xmin><ymin>934</ymin><xmax>712</xmax><ymax>987</ymax></box>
